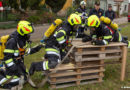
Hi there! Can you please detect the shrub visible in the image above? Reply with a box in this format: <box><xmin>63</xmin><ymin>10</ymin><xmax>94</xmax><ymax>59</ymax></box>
<box><xmin>27</xmin><ymin>15</ymin><xmax>40</xmax><ymax>24</ymax></box>
<box><xmin>7</xmin><ymin>13</ymin><xmax>20</xmax><ymax>21</ymax></box>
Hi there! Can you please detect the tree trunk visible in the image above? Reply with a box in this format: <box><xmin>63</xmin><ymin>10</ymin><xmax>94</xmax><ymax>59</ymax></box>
<box><xmin>57</xmin><ymin>0</ymin><xmax>73</xmax><ymax>16</ymax></box>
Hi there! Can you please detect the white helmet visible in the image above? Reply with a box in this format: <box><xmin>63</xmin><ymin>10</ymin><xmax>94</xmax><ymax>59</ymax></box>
<box><xmin>80</xmin><ymin>1</ymin><xmax>86</xmax><ymax>6</ymax></box>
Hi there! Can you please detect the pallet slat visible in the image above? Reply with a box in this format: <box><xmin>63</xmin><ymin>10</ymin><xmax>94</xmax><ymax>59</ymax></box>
<box><xmin>75</xmin><ymin>50</ymin><xmax>122</xmax><ymax>55</ymax></box>
<box><xmin>50</xmin><ymin>69</ymin><xmax>105</xmax><ymax>78</ymax></box>
<box><xmin>49</xmin><ymin>75</ymin><xmax>104</xmax><ymax>84</ymax></box>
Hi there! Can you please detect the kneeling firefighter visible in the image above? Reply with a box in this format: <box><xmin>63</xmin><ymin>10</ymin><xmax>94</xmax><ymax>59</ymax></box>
<box><xmin>75</xmin><ymin>0</ymin><xmax>88</xmax><ymax>38</ymax></box>
<box><xmin>82</xmin><ymin>15</ymin><xmax>130</xmax><ymax>47</ymax></box>
<box><xmin>29</xmin><ymin>13</ymin><xmax>82</xmax><ymax>75</ymax></box>
<box><xmin>0</xmin><ymin>21</ymin><xmax>43</xmax><ymax>89</ymax></box>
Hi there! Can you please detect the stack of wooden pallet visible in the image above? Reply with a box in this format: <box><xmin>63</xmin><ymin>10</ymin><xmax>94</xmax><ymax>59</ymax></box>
<box><xmin>48</xmin><ymin>40</ymin><xmax>127</xmax><ymax>89</ymax></box>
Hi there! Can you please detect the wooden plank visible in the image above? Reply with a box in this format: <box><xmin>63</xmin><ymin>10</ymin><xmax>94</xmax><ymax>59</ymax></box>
<box><xmin>50</xmin><ymin>64</ymin><xmax>104</xmax><ymax>71</ymax></box>
<box><xmin>75</xmin><ymin>50</ymin><xmax>122</xmax><ymax>55</ymax></box>
<box><xmin>81</xmin><ymin>55</ymin><xmax>121</xmax><ymax>62</ymax></box>
<box><xmin>50</xmin><ymin>69</ymin><xmax>105</xmax><ymax>77</ymax></box>
<box><xmin>49</xmin><ymin>75</ymin><xmax>104</xmax><ymax>84</ymax></box>
<box><xmin>75</xmin><ymin>49</ymin><xmax>121</xmax><ymax>55</ymax></box>
<box><xmin>50</xmin><ymin>80</ymin><xmax>102</xmax><ymax>89</ymax></box>
<box><xmin>120</xmin><ymin>46</ymin><xmax>127</xmax><ymax>81</ymax></box>
<box><xmin>72</xmin><ymin>41</ymin><xmax>127</xmax><ymax>48</ymax></box>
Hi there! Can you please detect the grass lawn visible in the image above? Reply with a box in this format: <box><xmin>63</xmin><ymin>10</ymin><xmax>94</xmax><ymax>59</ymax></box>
<box><xmin>23</xmin><ymin>23</ymin><xmax>130</xmax><ymax>90</ymax></box>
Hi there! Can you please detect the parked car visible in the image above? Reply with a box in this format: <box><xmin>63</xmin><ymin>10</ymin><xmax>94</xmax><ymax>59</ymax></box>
<box><xmin>128</xmin><ymin>3</ymin><xmax>130</xmax><ymax>22</ymax></box>
<box><xmin>128</xmin><ymin>13</ymin><xmax>130</xmax><ymax>22</ymax></box>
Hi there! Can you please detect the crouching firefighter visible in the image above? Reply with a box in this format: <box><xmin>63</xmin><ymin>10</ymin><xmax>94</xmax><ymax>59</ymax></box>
<box><xmin>29</xmin><ymin>13</ymin><xmax>82</xmax><ymax>75</ymax></box>
<box><xmin>0</xmin><ymin>21</ymin><xmax>43</xmax><ymax>89</ymax></box>
<box><xmin>82</xmin><ymin>15</ymin><xmax>130</xmax><ymax>47</ymax></box>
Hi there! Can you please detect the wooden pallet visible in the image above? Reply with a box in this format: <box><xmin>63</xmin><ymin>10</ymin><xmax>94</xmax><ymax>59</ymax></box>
<box><xmin>48</xmin><ymin>39</ymin><xmax>127</xmax><ymax>89</ymax></box>
<box><xmin>49</xmin><ymin>61</ymin><xmax>104</xmax><ymax>89</ymax></box>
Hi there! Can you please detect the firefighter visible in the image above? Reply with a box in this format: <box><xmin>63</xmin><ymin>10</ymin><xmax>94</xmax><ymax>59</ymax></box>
<box><xmin>0</xmin><ymin>21</ymin><xmax>43</xmax><ymax>89</ymax></box>
<box><xmin>88</xmin><ymin>1</ymin><xmax>104</xmax><ymax>18</ymax></box>
<box><xmin>75</xmin><ymin>0</ymin><xmax>88</xmax><ymax>38</ymax></box>
<box><xmin>29</xmin><ymin>14</ymin><xmax>82</xmax><ymax>75</ymax></box>
<box><xmin>82</xmin><ymin>15</ymin><xmax>130</xmax><ymax>47</ymax></box>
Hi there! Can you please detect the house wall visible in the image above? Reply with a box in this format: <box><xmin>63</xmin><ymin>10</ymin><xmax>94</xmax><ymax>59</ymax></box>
<box><xmin>107</xmin><ymin>0</ymin><xmax>129</xmax><ymax>15</ymax></box>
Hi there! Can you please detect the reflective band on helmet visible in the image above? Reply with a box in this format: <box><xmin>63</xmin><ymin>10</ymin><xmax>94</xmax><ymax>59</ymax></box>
<box><xmin>103</xmin><ymin>40</ymin><xmax>108</xmax><ymax>45</ymax></box>
<box><xmin>4</xmin><ymin>49</ymin><xmax>14</xmax><ymax>53</ymax></box>
<box><xmin>90</xmin><ymin>19</ymin><xmax>95</xmax><ymax>26</ymax></box>
<box><xmin>118</xmin><ymin>32</ymin><xmax>122</xmax><ymax>42</ymax></box>
<box><xmin>104</xmin><ymin>36</ymin><xmax>112</xmax><ymax>39</ymax></box>
<box><xmin>6</xmin><ymin>75</ymin><xmax>18</xmax><ymax>79</ymax></box>
<box><xmin>0</xmin><ymin>78</ymin><xmax>7</xmax><ymax>85</ymax></box>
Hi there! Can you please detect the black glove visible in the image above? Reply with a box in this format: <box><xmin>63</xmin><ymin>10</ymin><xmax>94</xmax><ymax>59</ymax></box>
<box><xmin>30</xmin><ymin>45</ymin><xmax>44</xmax><ymax>54</ymax></box>
<box><xmin>82</xmin><ymin>35</ymin><xmax>92</xmax><ymax>42</ymax></box>
<box><xmin>92</xmin><ymin>40</ymin><xmax>105</xmax><ymax>45</ymax></box>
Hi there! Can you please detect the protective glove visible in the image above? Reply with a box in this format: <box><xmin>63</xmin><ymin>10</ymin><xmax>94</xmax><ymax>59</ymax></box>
<box><xmin>92</xmin><ymin>40</ymin><xmax>105</xmax><ymax>45</ymax></box>
<box><xmin>82</xmin><ymin>35</ymin><xmax>92</xmax><ymax>42</ymax></box>
<box><xmin>29</xmin><ymin>44</ymin><xmax>44</xmax><ymax>54</ymax></box>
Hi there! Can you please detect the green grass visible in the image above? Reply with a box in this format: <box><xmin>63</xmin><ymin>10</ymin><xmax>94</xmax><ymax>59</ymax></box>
<box><xmin>22</xmin><ymin>23</ymin><xmax>130</xmax><ymax>90</ymax></box>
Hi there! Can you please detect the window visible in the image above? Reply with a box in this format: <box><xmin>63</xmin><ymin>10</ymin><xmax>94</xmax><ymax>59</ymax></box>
<box><xmin>124</xmin><ymin>5</ymin><xmax>127</xmax><ymax>11</ymax></box>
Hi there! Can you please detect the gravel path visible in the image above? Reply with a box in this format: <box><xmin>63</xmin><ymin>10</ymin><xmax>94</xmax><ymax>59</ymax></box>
<box><xmin>0</xmin><ymin>17</ymin><xmax>128</xmax><ymax>41</ymax></box>
<box><xmin>0</xmin><ymin>24</ymin><xmax>50</xmax><ymax>41</ymax></box>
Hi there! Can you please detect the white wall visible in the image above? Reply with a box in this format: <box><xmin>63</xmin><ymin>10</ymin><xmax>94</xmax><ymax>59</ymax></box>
<box><xmin>107</xmin><ymin>0</ymin><xmax>128</xmax><ymax>15</ymax></box>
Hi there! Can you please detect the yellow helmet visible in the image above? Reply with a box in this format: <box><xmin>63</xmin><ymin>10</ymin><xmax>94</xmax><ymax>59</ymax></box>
<box><xmin>87</xmin><ymin>15</ymin><xmax>100</xmax><ymax>27</ymax></box>
<box><xmin>110</xmin><ymin>22</ymin><xmax>118</xmax><ymax>30</ymax></box>
<box><xmin>100</xmin><ymin>16</ymin><xmax>105</xmax><ymax>22</ymax></box>
<box><xmin>68</xmin><ymin>14</ymin><xmax>82</xmax><ymax>26</ymax></box>
<box><xmin>17</xmin><ymin>21</ymin><xmax>34</xmax><ymax>36</ymax></box>
<box><xmin>104</xmin><ymin>17</ymin><xmax>111</xmax><ymax>24</ymax></box>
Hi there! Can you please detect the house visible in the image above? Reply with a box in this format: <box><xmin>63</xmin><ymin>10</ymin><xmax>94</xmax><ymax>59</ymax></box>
<box><xmin>103</xmin><ymin>0</ymin><xmax>129</xmax><ymax>15</ymax></box>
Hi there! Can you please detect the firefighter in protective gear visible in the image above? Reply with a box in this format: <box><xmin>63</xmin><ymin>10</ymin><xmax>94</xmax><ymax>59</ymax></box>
<box><xmin>0</xmin><ymin>21</ymin><xmax>43</xmax><ymax>89</ymax></box>
<box><xmin>75</xmin><ymin>1</ymin><xmax>88</xmax><ymax>38</ymax></box>
<box><xmin>82</xmin><ymin>15</ymin><xmax>130</xmax><ymax>47</ymax></box>
<box><xmin>88</xmin><ymin>1</ymin><xmax>104</xmax><ymax>18</ymax></box>
<box><xmin>29</xmin><ymin>14</ymin><xmax>82</xmax><ymax>75</ymax></box>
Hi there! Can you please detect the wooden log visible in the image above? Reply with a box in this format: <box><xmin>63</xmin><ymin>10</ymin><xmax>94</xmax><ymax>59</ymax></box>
<box><xmin>120</xmin><ymin>46</ymin><xmax>127</xmax><ymax>81</ymax></box>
